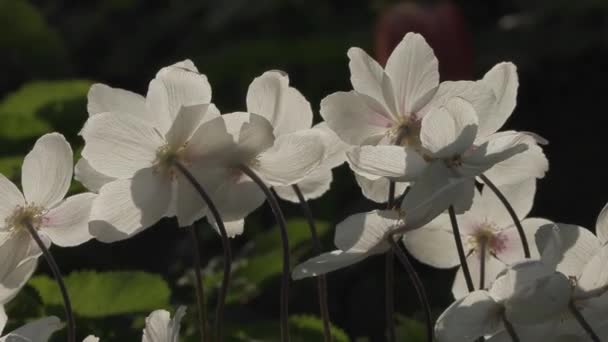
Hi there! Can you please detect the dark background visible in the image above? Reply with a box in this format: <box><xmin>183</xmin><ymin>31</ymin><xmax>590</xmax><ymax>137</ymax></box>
<box><xmin>1</xmin><ymin>0</ymin><xmax>607</xmax><ymax>340</ymax></box>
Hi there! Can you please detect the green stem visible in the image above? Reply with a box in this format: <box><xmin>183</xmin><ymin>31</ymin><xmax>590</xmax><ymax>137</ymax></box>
<box><xmin>188</xmin><ymin>224</ymin><xmax>209</xmax><ymax>342</ymax></box>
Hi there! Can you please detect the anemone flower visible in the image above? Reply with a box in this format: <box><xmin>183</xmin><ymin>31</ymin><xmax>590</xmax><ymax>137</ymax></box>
<box><xmin>0</xmin><ymin>233</ymin><xmax>40</xmax><ymax>305</ymax></box>
<box><xmin>0</xmin><ymin>308</ymin><xmax>62</xmax><ymax>342</ymax></box>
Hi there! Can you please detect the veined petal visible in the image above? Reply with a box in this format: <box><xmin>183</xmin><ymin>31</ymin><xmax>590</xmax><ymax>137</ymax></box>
<box><xmin>495</xmin><ymin>217</ymin><xmax>551</xmax><ymax>264</ymax></box>
<box><xmin>273</xmin><ymin>168</ymin><xmax>332</xmax><ymax>203</ymax></box>
<box><xmin>89</xmin><ymin>169</ymin><xmax>171</xmax><ymax>243</ymax></box>
<box><xmin>421</xmin><ymin>80</ymin><xmax>495</xmax><ymax>121</ymax></box>
<box><xmin>4</xmin><ymin>316</ymin><xmax>63</xmax><ymax>342</ymax></box>
<box><xmin>81</xmin><ymin>113</ymin><xmax>163</xmax><ymax>179</ymax></box>
<box><xmin>577</xmin><ymin>244</ymin><xmax>608</xmax><ymax>294</ymax></box>
<box><xmin>142</xmin><ymin>306</ymin><xmax>186</xmax><ymax>342</ymax></box>
<box><xmin>312</xmin><ymin>122</ymin><xmax>349</xmax><ymax>170</ymax></box>
<box><xmin>460</xmin><ymin>132</ymin><xmax>528</xmax><ymax>178</ymax></box>
<box><xmin>174</xmin><ymin>171</ymin><xmax>206</xmax><ymax>228</ymax></box>
<box><xmin>434</xmin><ymin>290</ymin><xmax>502</xmax><ymax>342</ymax></box>
<box><xmin>0</xmin><ymin>232</ymin><xmax>40</xmax><ymax>304</ymax></box>
<box><xmin>320</xmin><ymin>91</ymin><xmax>393</xmax><ymax>146</ymax></box>
<box><xmin>22</xmin><ymin>133</ymin><xmax>72</xmax><ymax>208</ymax></box>
<box><xmin>384</xmin><ymin>32</ymin><xmax>439</xmax><ymax>115</ymax></box>
<box><xmin>403</xmin><ymin>214</ymin><xmax>460</xmax><ymax>269</ymax></box>
<box><xmin>246</xmin><ymin>71</ymin><xmax>313</xmax><ymax>136</ymax></box>
<box><xmin>420</xmin><ymin>98</ymin><xmax>478</xmax><ymax>159</ymax></box>
<box><xmin>292</xmin><ymin>250</ymin><xmax>369</xmax><ymax>280</ymax></box>
<box><xmin>165</xmin><ymin>104</ymin><xmax>209</xmax><ymax>148</ymax></box>
<box><xmin>255</xmin><ymin>130</ymin><xmax>324</xmax><ymax>186</ymax></box>
<box><xmin>354</xmin><ymin>174</ymin><xmax>408</xmax><ymax>204</ymax></box>
<box><xmin>74</xmin><ymin>158</ymin><xmax>116</xmax><ymax>193</ymax></box>
<box><xmin>478</xmin><ymin>178</ymin><xmax>537</xmax><ymax>228</ymax></box>
<box><xmin>334</xmin><ymin>210</ymin><xmax>400</xmax><ymax>253</ymax></box>
<box><xmin>41</xmin><ymin>193</ymin><xmax>96</xmax><ymax>247</ymax></box>
<box><xmin>596</xmin><ymin>202</ymin><xmax>608</xmax><ymax>245</ymax></box>
<box><xmin>185</xmin><ymin>115</ymin><xmax>236</xmax><ymax>164</ymax></box>
<box><xmin>452</xmin><ymin>253</ymin><xmax>507</xmax><ymax>299</ymax></box>
<box><xmin>346</xmin><ymin>145</ymin><xmax>427</xmax><ymax>181</ymax></box>
<box><xmin>87</xmin><ymin>83</ymin><xmax>147</xmax><ymax>117</ymax></box>
<box><xmin>220</xmin><ymin>112</ymin><xmax>275</xmax><ymax>164</ymax></box>
<box><xmin>477</xmin><ymin>62</ymin><xmax>519</xmax><ymax>138</ymax></box>
<box><xmin>205</xmin><ymin>169</ymin><xmax>266</xmax><ymax>223</ymax></box>
<box><xmin>0</xmin><ymin>174</ymin><xmax>25</xmax><ymax>223</ymax></box>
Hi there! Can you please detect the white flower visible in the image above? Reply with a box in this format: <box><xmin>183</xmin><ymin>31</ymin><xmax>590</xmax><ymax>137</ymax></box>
<box><xmin>82</xmin><ymin>336</ymin><xmax>100</xmax><ymax>342</ymax></box>
<box><xmin>243</xmin><ymin>71</ymin><xmax>348</xmax><ymax>203</ymax></box>
<box><xmin>0</xmin><ymin>234</ymin><xmax>40</xmax><ymax>305</ymax></box>
<box><xmin>403</xmin><ymin>179</ymin><xmax>551</xmax><ymax>298</ymax></box>
<box><xmin>142</xmin><ymin>306</ymin><xmax>186</xmax><ymax>342</ymax></box>
<box><xmin>80</xmin><ymin>61</ymin><xmax>236</xmax><ymax>241</ymax></box>
<box><xmin>321</xmin><ymin>32</ymin><xmax>495</xmax><ymax>202</ymax></box>
<box><xmin>0</xmin><ymin>307</ymin><xmax>63</xmax><ymax>342</ymax></box>
<box><xmin>0</xmin><ymin>133</ymin><xmax>96</xmax><ymax>248</ymax></box>
<box><xmin>435</xmin><ymin>260</ymin><xmax>571</xmax><ymax>342</ymax></box>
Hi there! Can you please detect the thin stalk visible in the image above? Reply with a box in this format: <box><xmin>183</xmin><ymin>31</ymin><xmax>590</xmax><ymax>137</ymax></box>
<box><xmin>569</xmin><ymin>302</ymin><xmax>601</xmax><ymax>342</ymax></box>
<box><xmin>388</xmin><ymin>235</ymin><xmax>433</xmax><ymax>342</ymax></box>
<box><xmin>291</xmin><ymin>185</ymin><xmax>332</xmax><ymax>342</ymax></box>
<box><xmin>448</xmin><ymin>206</ymin><xmax>475</xmax><ymax>292</ymax></box>
<box><xmin>24</xmin><ymin>223</ymin><xmax>75</xmax><ymax>342</ymax></box>
<box><xmin>501</xmin><ymin>312</ymin><xmax>520</xmax><ymax>342</ymax></box>
<box><xmin>188</xmin><ymin>224</ymin><xmax>209</xmax><ymax>342</ymax></box>
<box><xmin>386</xmin><ymin>181</ymin><xmax>396</xmax><ymax>342</ymax></box>
<box><xmin>479</xmin><ymin>237</ymin><xmax>487</xmax><ymax>290</ymax></box>
<box><xmin>174</xmin><ymin>162</ymin><xmax>232</xmax><ymax>342</ymax></box>
<box><xmin>239</xmin><ymin>165</ymin><xmax>290</xmax><ymax>342</ymax></box>
<box><xmin>479</xmin><ymin>174</ymin><xmax>530</xmax><ymax>258</ymax></box>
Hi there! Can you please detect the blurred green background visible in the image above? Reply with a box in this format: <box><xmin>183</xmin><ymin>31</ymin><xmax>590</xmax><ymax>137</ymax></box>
<box><xmin>2</xmin><ymin>0</ymin><xmax>608</xmax><ymax>341</ymax></box>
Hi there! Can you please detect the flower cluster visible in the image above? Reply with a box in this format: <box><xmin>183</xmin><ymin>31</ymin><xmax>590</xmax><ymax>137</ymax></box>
<box><xmin>0</xmin><ymin>31</ymin><xmax>605</xmax><ymax>342</ymax></box>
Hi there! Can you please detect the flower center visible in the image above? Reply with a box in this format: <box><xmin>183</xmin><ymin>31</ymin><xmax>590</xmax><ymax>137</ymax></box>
<box><xmin>388</xmin><ymin>117</ymin><xmax>421</xmax><ymax>148</ymax></box>
<box><xmin>4</xmin><ymin>204</ymin><xmax>46</xmax><ymax>233</ymax></box>
<box><xmin>153</xmin><ymin>143</ymin><xmax>187</xmax><ymax>178</ymax></box>
<box><xmin>467</xmin><ymin>223</ymin><xmax>507</xmax><ymax>257</ymax></box>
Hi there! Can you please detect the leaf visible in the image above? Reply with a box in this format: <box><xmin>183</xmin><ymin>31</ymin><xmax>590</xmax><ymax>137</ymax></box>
<box><xmin>395</xmin><ymin>315</ymin><xmax>427</xmax><ymax>342</ymax></box>
<box><xmin>29</xmin><ymin>270</ymin><xmax>171</xmax><ymax>318</ymax></box>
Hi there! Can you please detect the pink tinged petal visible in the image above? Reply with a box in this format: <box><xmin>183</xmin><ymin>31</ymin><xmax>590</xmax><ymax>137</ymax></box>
<box><xmin>577</xmin><ymin>244</ymin><xmax>608</xmax><ymax>294</ymax></box>
<box><xmin>477</xmin><ymin>62</ymin><xmax>519</xmax><ymax>138</ymax></box>
<box><xmin>81</xmin><ymin>113</ymin><xmax>164</xmax><ymax>179</ymax></box>
<box><xmin>208</xmin><ymin>217</ymin><xmax>244</xmax><ymax>238</ymax></box>
<box><xmin>246</xmin><ymin>71</ymin><xmax>313</xmax><ymax>137</ymax></box>
<box><xmin>384</xmin><ymin>32</ymin><xmax>439</xmax><ymax>115</ymax></box>
<box><xmin>346</xmin><ymin>145</ymin><xmax>428</xmax><ymax>182</ymax></box>
<box><xmin>255</xmin><ymin>130</ymin><xmax>324</xmax><ymax>186</ymax></box>
<box><xmin>87</xmin><ymin>83</ymin><xmax>147</xmax><ymax>117</ymax></box>
<box><xmin>334</xmin><ymin>210</ymin><xmax>399</xmax><ymax>253</ymax></box>
<box><xmin>354</xmin><ymin>174</ymin><xmax>408</xmax><ymax>204</ymax></box>
<box><xmin>434</xmin><ymin>290</ymin><xmax>502</xmax><ymax>342</ymax></box>
<box><xmin>5</xmin><ymin>316</ymin><xmax>63</xmax><ymax>341</ymax></box>
<box><xmin>165</xmin><ymin>104</ymin><xmax>210</xmax><ymax>148</ymax></box>
<box><xmin>536</xmin><ymin>223</ymin><xmax>602</xmax><ymax>279</ymax></box>
<box><xmin>596</xmin><ymin>202</ymin><xmax>608</xmax><ymax>245</ymax></box>
<box><xmin>273</xmin><ymin>168</ymin><xmax>332</xmax><ymax>203</ymax></box>
<box><xmin>22</xmin><ymin>133</ymin><xmax>72</xmax><ymax>208</ymax></box>
<box><xmin>452</xmin><ymin>252</ymin><xmax>508</xmax><ymax>299</ymax></box>
<box><xmin>74</xmin><ymin>158</ymin><xmax>115</xmax><ymax>193</ymax></box>
<box><xmin>494</xmin><ymin>217</ymin><xmax>551</xmax><ymax>265</ymax></box>
<box><xmin>403</xmin><ymin>214</ymin><xmax>461</xmax><ymax>269</ymax></box>
<box><xmin>460</xmin><ymin>132</ymin><xmax>529</xmax><ymax>178</ymax></box>
<box><xmin>320</xmin><ymin>91</ymin><xmax>393</xmax><ymax>146</ymax></box>
<box><xmin>478</xmin><ymin>178</ymin><xmax>538</xmax><ymax>228</ymax></box>
<box><xmin>421</xmin><ymin>80</ymin><xmax>495</xmax><ymax>121</ymax></box>
<box><xmin>0</xmin><ymin>174</ymin><xmax>25</xmax><ymax>223</ymax></box>
<box><xmin>89</xmin><ymin>168</ymin><xmax>171</xmax><ymax>243</ymax></box>
<box><xmin>40</xmin><ymin>193</ymin><xmax>96</xmax><ymax>247</ymax></box>
<box><xmin>291</xmin><ymin>250</ymin><xmax>369</xmax><ymax>280</ymax></box>
<box><xmin>420</xmin><ymin>98</ymin><xmax>479</xmax><ymax>159</ymax></box>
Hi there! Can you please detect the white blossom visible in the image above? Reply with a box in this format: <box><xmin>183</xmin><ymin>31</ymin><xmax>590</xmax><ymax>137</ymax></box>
<box><xmin>0</xmin><ymin>308</ymin><xmax>62</xmax><ymax>342</ymax></box>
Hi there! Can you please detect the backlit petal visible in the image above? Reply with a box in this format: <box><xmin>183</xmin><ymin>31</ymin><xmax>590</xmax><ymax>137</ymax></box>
<box><xmin>41</xmin><ymin>193</ymin><xmax>96</xmax><ymax>247</ymax></box>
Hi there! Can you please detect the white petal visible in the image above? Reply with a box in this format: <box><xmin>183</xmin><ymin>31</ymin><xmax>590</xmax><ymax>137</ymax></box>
<box><xmin>486</xmin><ymin>322</ymin><xmax>558</xmax><ymax>342</ymax></box>
<box><xmin>0</xmin><ymin>174</ymin><xmax>24</xmax><ymax>223</ymax></box>
<box><xmin>165</xmin><ymin>104</ymin><xmax>209</xmax><ymax>148</ymax></box>
<box><xmin>596</xmin><ymin>202</ymin><xmax>608</xmax><ymax>245</ymax></box>
<box><xmin>347</xmin><ymin>47</ymin><xmax>397</xmax><ymax>115</ymax></box>
<box><xmin>174</xmin><ymin>171</ymin><xmax>206</xmax><ymax>228</ymax></box>
<box><xmin>22</xmin><ymin>133</ymin><xmax>72</xmax><ymax>208</ymax></box>
<box><xmin>478</xmin><ymin>178</ymin><xmax>537</xmax><ymax>228</ymax></box>
<box><xmin>354</xmin><ymin>174</ymin><xmax>408</xmax><ymax>204</ymax></box>
<box><xmin>384</xmin><ymin>33</ymin><xmax>439</xmax><ymax>115</ymax></box>
<box><xmin>273</xmin><ymin>168</ymin><xmax>332</xmax><ymax>203</ymax></box>
<box><xmin>5</xmin><ymin>316</ymin><xmax>63</xmax><ymax>342</ymax></box>
<box><xmin>255</xmin><ymin>130</ymin><xmax>324</xmax><ymax>186</ymax></box>
<box><xmin>206</xmin><ymin>170</ymin><xmax>266</xmax><ymax>223</ymax></box>
<box><xmin>74</xmin><ymin>158</ymin><xmax>115</xmax><ymax>193</ymax></box>
<box><xmin>87</xmin><ymin>83</ymin><xmax>147</xmax><ymax>117</ymax></box>
<box><xmin>184</xmin><ymin>115</ymin><xmax>237</xmax><ymax>164</ymax></box>
<box><xmin>403</xmin><ymin>214</ymin><xmax>460</xmax><ymax>268</ymax></box>
<box><xmin>460</xmin><ymin>132</ymin><xmax>528</xmax><ymax>178</ymax></box>
<box><xmin>221</xmin><ymin>112</ymin><xmax>275</xmax><ymax>164</ymax></box>
<box><xmin>536</xmin><ymin>223</ymin><xmax>601</xmax><ymax>278</ymax></box>
<box><xmin>312</xmin><ymin>122</ymin><xmax>349</xmax><ymax>170</ymax></box>
<box><xmin>346</xmin><ymin>145</ymin><xmax>427</xmax><ymax>182</ymax></box>
<box><xmin>292</xmin><ymin>250</ymin><xmax>369</xmax><ymax>280</ymax></box>
<box><xmin>420</xmin><ymin>98</ymin><xmax>478</xmax><ymax>159</ymax></box>
<box><xmin>142</xmin><ymin>306</ymin><xmax>185</xmax><ymax>342</ymax></box>
<box><xmin>83</xmin><ymin>336</ymin><xmax>100</xmax><ymax>342</ymax></box>
<box><xmin>477</xmin><ymin>62</ymin><xmax>519</xmax><ymax>138</ymax></box>
<box><xmin>41</xmin><ymin>193</ymin><xmax>96</xmax><ymax>247</ymax></box>
<box><xmin>577</xmin><ymin>244</ymin><xmax>608</xmax><ymax>294</ymax></box>
<box><xmin>421</xmin><ymin>80</ymin><xmax>495</xmax><ymax>121</ymax></box>
<box><xmin>81</xmin><ymin>113</ymin><xmax>163</xmax><ymax>179</ymax></box>
<box><xmin>208</xmin><ymin>218</ymin><xmax>244</xmax><ymax>238</ymax></box>
<box><xmin>334</xmin><ymin>210</ymin><xmax>399</xmax><ymax>253</ymax></box>
<box><xmin>0</xmin><ymin>232</ymin><xmax>40</xmax><ymax>304</ymax></box>
<box><xmin>452</xmin><ymin>253</ymin><xmax>507</xmax><ymax>299</ymax></box>
<box><xmin>246</xmin><ymin>71</ymin><xmax>313</xmax><ymax>136</ymax></box>
<box><xmin>320</xmin><ymin>91</ymin><xmax>393</xmax><ymax>145</ymax></box>
<box><xmin>434</xmin><ymin>290</ymin><xmax>502</xmax><ymax>342</ymax></box>
<box><xmin>89</xmin><ymin>169</ymin><xmax>171</xmax><ymax>243</ymax></box>
<box><xmin>495</xmin><ymin>217</ymin><xmax>551</xmax><ymax>264</ymax></box>
<box><xmin>0</xmin><ymin>305</ymin><xmax>5</xmax><ymax>335</ymax></box>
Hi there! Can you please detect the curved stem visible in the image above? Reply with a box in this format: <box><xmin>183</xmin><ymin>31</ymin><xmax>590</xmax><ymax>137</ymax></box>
<box><xmin>174</xmin><ymin>162</ymin><xmax>232</xmax><ymax>342</ymax></box>
<box><xmin>239</xmin><ymin>165</ymin><xmax>290</xmax><ymax>342</ymax></box>
<box><xmin>291</xmin><ymin>185</ymin><xmax>332</xmax><ymax>342</ymax></box>
<box><xmin>388</xmin><ymin>235</ymin><xmax>433</xmax><ymax>342</ymax></box>
<box><xmin>25</xmin><ymin>224</ymin><xmax>75</xmax><ymax>342</ymax></box>
<box><xmin>188</xmin><ymin>224</ymin><xmax>209</xmax><ymax>342</ymax></box>
<box><xmin>569</xmin><ymin>302</ymin><xmax>602</xmax><ymax>342</ymax></box>
<box><xmin>501</xmin><ymin>312</ymin><xmax>520</xmax><ymax>342</ymax></box>
<box><xmin>386</xmin><ymin>181</ymin><xmax>396</xmax><ymax>342</ymax></box>
<box><xmin>479</xmin><ymin>174</ymin><xmax>530</xmax><ymax>258</ymax></box>
<box><xmin>479</xmin><ymin>238</ymin><xmax>487</xmax><ymax>290</ymax></box>
<box><xmin>448</xmin><ymin>206</ymin><xmax>475</xmax><ymax>292</ymax></box>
